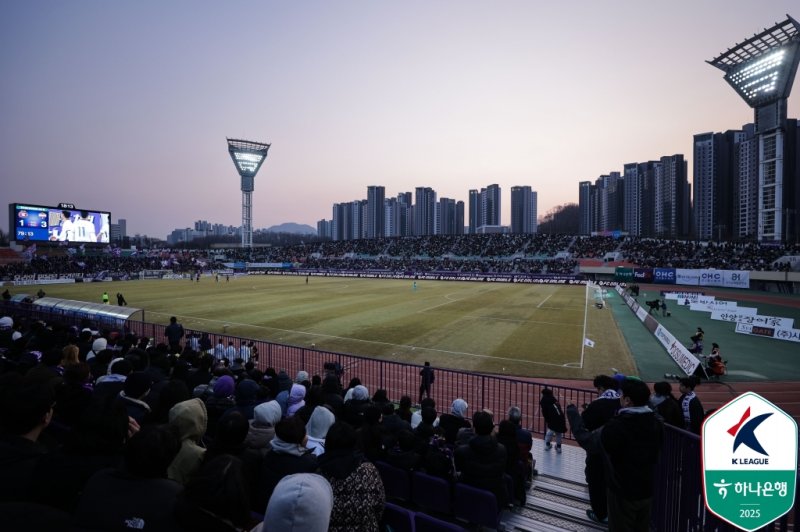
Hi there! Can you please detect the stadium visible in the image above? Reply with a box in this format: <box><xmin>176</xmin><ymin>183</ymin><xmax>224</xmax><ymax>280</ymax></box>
<box><xmin>1</xmin><ymin>230</ymin><xmax>799</xmax><ymax>530</ymax></box>
<box><xmin>3</xmin><ymin>8</ymin><xmax>800</xmax><ymax>531</ymax></box>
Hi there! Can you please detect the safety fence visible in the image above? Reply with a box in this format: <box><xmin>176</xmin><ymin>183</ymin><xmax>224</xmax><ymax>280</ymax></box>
<box><xmin>4</xmin><ymin>303</ymin><xmax>797</xmax><ymax>530</ymax></box>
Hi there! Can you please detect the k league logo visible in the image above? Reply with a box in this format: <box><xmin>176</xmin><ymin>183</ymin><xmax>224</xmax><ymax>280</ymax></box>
<box><xmin>703</xmin><ymin>392</ymin><xmax>797</xmax><ymax>531</ymax></box>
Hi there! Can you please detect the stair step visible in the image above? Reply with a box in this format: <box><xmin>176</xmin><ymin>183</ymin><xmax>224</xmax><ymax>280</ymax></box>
<box><xmin>531</xmin><ymin>478</ymin><xmax>589</xmax><ymax>504</ymax></box>
<box><xmin>507</xmin><ymin>504</ymin><xmax>607</xmax><ymax>532</ymax></box>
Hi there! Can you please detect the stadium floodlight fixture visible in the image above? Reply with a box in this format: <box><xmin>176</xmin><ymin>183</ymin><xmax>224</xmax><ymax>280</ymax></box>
<box><xmin>227</xmin><ymin>138</ymin><xmax>271</xmax><ymax>249</ymax></box>
<box><xmin>708</xmin><ymin>15</ymin><xmax>800</xmax><ymax>108</ymax></box>
<box><xmin>227</xmin><ymin>139</ymin><xmax>271</xmax><ymax>190</ymax></box>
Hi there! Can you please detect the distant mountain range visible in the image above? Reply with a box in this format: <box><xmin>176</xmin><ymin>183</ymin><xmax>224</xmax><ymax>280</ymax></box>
<box><xmin>264</xmin><ymin>222</ymin><xmax>316</xmax><ymax>235</ymax></box>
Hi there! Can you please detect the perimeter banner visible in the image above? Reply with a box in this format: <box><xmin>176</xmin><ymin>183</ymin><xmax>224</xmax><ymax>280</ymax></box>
<box><xmin>676</xmin><ymin>269</ymin><xmax>700</xmax><ymax>286</ymax></box>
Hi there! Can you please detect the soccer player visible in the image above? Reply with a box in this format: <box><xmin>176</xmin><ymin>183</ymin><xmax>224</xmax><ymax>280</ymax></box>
<box><xmin>73</xmin><ymin>211</ymin><xmax>97</xmax><ymax>242</ymax></box>
<box><xmin>56</xmin><ymin>210</ymin><xmax>76</xmax><ymax>242</ymax></box>
<box><xmin>97</xmin><ymin>213</ymin><xmax>110</xmax><ymax>243</ymax></box>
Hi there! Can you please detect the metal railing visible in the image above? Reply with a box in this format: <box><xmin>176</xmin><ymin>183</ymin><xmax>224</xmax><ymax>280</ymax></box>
<box><xmin>4</xmin><ymin>303</ymin><xmax>796</xmax><ymax>529</ymax></box>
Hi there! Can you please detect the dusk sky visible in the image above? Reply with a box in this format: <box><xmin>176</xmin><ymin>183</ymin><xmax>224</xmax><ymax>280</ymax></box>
<box><xmin>2</xmin><ymin>2</ymin><xmax>799</xmax><ymax>238</ymax></box>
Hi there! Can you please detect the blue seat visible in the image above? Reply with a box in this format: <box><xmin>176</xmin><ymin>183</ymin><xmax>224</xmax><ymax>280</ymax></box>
<box><xmin>382</xmin><ymin>501</ymin><xmax>415</xmax><ymax>532</ymax></box>
<box><xmin>414</xmin><ymin>512</ymin><xmax>467</xmax><ymax>532</ymax></box>
<box><xmin>453</xmin><ymin>482</ymin><xmax>501</xmax><ymax>529</ymax></box>
<box><xmin>375</xmin><ymin>460</ymin><xmax>412</xmax><ymax>502</ymax></box>
<box><xmin>412</xmin><ymin>471</ymin><xmax>452</xmax><ymax>515</ymax></box>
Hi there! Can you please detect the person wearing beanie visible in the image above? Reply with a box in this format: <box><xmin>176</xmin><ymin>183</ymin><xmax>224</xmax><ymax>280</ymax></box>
<box><xmin>232</xmin><ymin>378</ymin><xmax>262</xmax><ymax>420</ymax></box>
<box><xmin>116</xmin><ymin>371</ymin><xmax>152</xmax><ymax>424</ymax></box>
<box><xmin>295</xmin><ymin>370</ymin><xmax>309</xmax><ymax>384</ymax></box>
<box><xmin>261</xmin><ymin>473</ymin><xmax>333</xmax><ymax>532</ymax></box>
<box><xmin>204</xmin><ymin>374</ymin><xmax>236</xmax><ymax>440</ymax></box>
<box><xmin>305</xmin><ymin>405</ymin><xmax>336</xmax><ymax>456</ymax></box>
<box><xmin>286</xmin><ymin>383</ymin><xmax>306</xmax><ymax>418</ymax></box>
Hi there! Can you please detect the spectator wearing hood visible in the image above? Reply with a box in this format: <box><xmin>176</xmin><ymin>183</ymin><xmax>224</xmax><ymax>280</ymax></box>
<box><xmin>167</xmin><ymin>398</ymin><xmax>208</xmax><ymax>485</ymax></box>
<box><xmin>273</xmin><ymin>370</ymin><xmax>293</xmax><ymax>416</ymax></box>
<box><xmin>305</xmin><ymin>405</ymin><xmax>336</xmax><ymax>457</ymax></box>
<box><xmin>255</xmin><ymin>415</ymin><xmax>318</xmax><ymax>512</ymax></box>
<box><xmin>86</xmin><ymin>336</ymin><xmax>107</xmax><ymax>362</ymax></box>
<box><xmin>342</xmin><ymin>384</ymin><xmax>370</xmax><ymax>427</ymax></box>
<box><xmin>204</xmin><ymin>374</ymin><xmax>236</xmax><ymax>439</ymax></box>
<box><xmin>0</xmin><ymin>316</ymin><xmax>16</xmax><ymax>349</ymax></box>
<box><xmin>245</xmin><ymin>400</ymin><xmax>282</xmax><ymax>451</ymax></box>
<box><xmin>259</xmin><ymin>473</ymin><xmax>333</xmax><ymax>532</ymax></box>
<box><xmin>286</xmin><ymin>383</ymin><xmax>306</xmax><ymax>418</ymax></box>
<box><xmin>439</xmin><ymin>398</ymin><xmax>471</xmax><ymax>444</ymax></box>
<box><xmin>318</xmin><ymin>421</ymin><xmax>385</xmax><ymax>532</ymax></box>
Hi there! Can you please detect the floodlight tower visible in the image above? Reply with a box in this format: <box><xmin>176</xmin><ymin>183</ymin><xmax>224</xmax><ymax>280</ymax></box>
<box><xmin>708</xmin><ymin>15</ymin><xmax>800</xmax><ymax>242</ymax></box>
<box><xmin>227</xmin><ymin>138</ymin><xmax>271</xmax><ymax>248</ymax></box>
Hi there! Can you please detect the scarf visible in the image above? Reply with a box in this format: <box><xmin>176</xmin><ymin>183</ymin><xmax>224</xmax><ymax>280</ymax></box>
<box><xmin>682</xmin><ymin>391</ymin><xmax>695</xmax><ymax>428</ymax></box>
<box><xmin>598</xmin><ymin>389</ymin><xmax>621</xmax><ymax>400</ymax></box>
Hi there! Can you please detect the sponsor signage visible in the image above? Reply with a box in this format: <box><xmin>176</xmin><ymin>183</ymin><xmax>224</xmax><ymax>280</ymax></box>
<box><xmin>716</xmin><ymin>312</ymin><xmax>793</xmax><ymax>328</ymax></box>
<box><xmin>676</xmin><ymin>268</ymin><xmax>701</xmax><ymax>286</ymax></box>
<box><xmin>653</xmin><ymin>324</ymin><xmax>701</xmax><ymax>375</ymax></box>
<box><xmin>653</xmin><ymin>268</ymin><xmax>676</xmax><ymax>284</ymax></box>
<box><xmin>633</xmin><ymin>268</ymin><xmax>654</xmax><ymax>283</ymax></box>
<box><xmin>723</xmin><ymin>270</ymin><xmax>750</xmax><ymax>289</ymax></box>
<box><xmin>703</xmin><ymin>393</ymin><xmax>797</xmax><ymax>531</ymax></box>
<box><xmin>736</xmin><ymin>323</ymin><xmax>800</xmax><ymax>343</ymax></box>
<box><xmin>615</xmin><ymin>267</ymin><xmax>634</xmax><ymax>282</ymax></box>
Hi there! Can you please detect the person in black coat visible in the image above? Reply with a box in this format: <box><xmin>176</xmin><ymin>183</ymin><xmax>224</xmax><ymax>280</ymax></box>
<box><xmin>72</xmin><ymin>424</ymin><xmax>183</xmax><ymax>531</ymax></box>
<box><xmin>454</xmin><ymin>410</ymin><xmax>509</xmax><ymax>507</ymax></box>
<box><xmin>579</xmin><ymin>375</ymin><xmax>621</xmax><ymax>524</ymax></box>
<box><xmin>649</xmin><ymin>381</ymin><xmax>683</xmax><ymax>429</ymax></box>
<box><xmin>678</xmin><ymin>376</ymin><xmax>704</xmax><ymax>435</ymax></box>
<box><xmin>540</xmin><ymin>388</ymin><xmax>567</xmax><ymax>453</ymax></box>
<box><xmin>254</xmin><ymin>415</ymin><xmax>318</xmax><ymax>512</ymax></box>
<box><xmin>568</xmin><ymin>379</ymin><xmax>664</xmax><ymax>531</ymax></box>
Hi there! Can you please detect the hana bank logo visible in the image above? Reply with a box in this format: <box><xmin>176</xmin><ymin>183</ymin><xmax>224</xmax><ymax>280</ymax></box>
<box><xmin>728</xmin><ymin>407</ymin><xmax>772</xmax><ymax>464</ymax></box>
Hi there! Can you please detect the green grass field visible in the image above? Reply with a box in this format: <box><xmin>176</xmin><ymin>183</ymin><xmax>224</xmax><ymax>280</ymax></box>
<box><xmin>27</xmin><ymin>276</ymin><xmax>636</xmax><ymax>380</ymax></box>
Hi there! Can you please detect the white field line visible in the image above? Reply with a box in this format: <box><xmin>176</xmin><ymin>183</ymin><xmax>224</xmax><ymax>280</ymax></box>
<box><xmin>537</xmin><ymin>293</ymin><xmax>553</xmax><ymax>308</ymax></box>
<box><xmin>579</xmin><ymin>283</ymin><xmax>590</xmax><ymax>369</ymax></box>
<box><xmin>416</xmin><ymin>292</ymin><xmax>465</xmax><ymax>313</ymax></box>
<box><xmin>463</xmin><ymin>315</ymin><xmax>582</xmax><ymax>327</ymax></box>
<box><xmin>154</xmin><ymin>312</ymin><xmax>567</xmax><ymax>368</ymax></box>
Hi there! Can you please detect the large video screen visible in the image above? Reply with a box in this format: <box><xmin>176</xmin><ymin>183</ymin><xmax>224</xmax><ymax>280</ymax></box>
<box><xmin>10</xmin><ymin>203</ymin><xmax>111</xmax><ymax>244</ymax></box>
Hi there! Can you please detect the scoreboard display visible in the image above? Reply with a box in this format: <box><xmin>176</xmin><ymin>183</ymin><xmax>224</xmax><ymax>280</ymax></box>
<box><xmin>10</xmin><ymin>203</ymin><xmax>111</xmax><ymax>244</ymax></box>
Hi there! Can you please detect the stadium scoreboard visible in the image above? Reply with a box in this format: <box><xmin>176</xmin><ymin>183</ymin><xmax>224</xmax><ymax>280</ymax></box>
<box><xmin>9</xmin><ymin>202</ymin><xmax>112</xmax><ymax>244</ymax></box>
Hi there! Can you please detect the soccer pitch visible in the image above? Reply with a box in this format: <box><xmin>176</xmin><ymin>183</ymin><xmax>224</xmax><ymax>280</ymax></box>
<box><xmin>31</xmin><ymin>276</ymin><xmax>635</xmax><ymax>379</ymax></box>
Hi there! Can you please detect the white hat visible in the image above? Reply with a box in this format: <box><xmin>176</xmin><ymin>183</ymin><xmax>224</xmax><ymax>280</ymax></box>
<box><xmin>0</xmin><ymin>316</ymin><xmax>13</xmax><ymax>329</ymax></box>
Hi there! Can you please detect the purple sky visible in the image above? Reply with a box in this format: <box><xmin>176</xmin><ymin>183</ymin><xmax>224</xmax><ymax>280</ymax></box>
<box><xmin>2</xmin><ymin>2</ymin><xmax>799</xmax><ymax>238</ymax></box>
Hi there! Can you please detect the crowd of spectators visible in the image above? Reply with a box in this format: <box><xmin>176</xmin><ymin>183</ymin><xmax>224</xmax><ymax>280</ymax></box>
<box><xmin>1</xmin><ymin>235</ymin><xmax>798</xmax><ymax>281</ymax></box>
<box><xmin>0</xmin><ymin>313</ymin><xmax>535</xmax><ymax>530</ymax></box>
